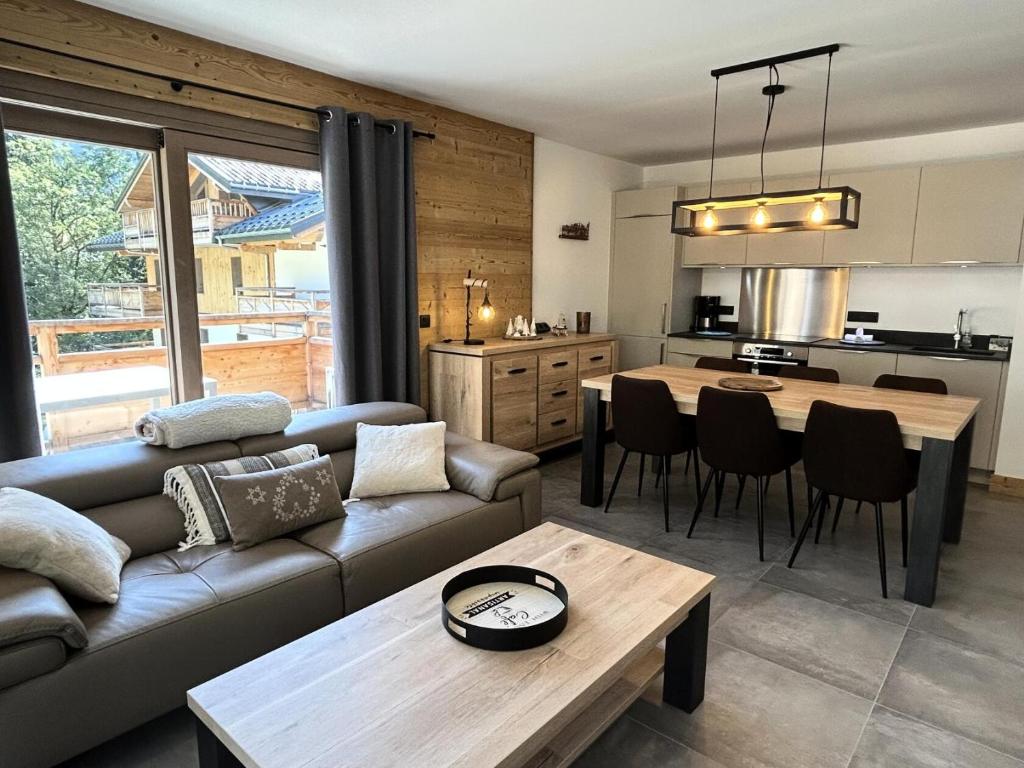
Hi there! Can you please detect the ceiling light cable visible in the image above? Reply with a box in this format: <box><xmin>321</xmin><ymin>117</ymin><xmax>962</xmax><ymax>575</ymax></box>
<box><xmin>759</xmin><ymin>64</ymin><xmax>779</xmax><ymax>196</ymax></box>
<box><xmin>817</xmin><ymin>51</ymin><xmax>834</xmax><ymax>190</ymax></box>
<box><xmin>708</xmin><ymin>76</ymin><xmax>720</xmax><ymax>198</ymax></box>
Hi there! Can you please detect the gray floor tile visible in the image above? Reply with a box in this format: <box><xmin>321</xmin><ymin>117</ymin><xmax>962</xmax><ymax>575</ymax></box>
<box><xmin>574</xmin><ymin>715</ymin><xmax>728</xmax><ymax>768</ymax></box>
<box><xmin>643</xmin><ymin>520</ymin><xmax>792</xmax><ymax>580</ymax></box>
<box><xmin>712</xmin><ymin>582</ymin><xmax>906</xmax><ymax>698</ymax></box>
<box><xmin>629</xmin><ymin>642</ymin><xmax>873</xmax><ymax>768</ymax></box>
<box><xmin>58</xmin><ymin>708</ymin><xmax>197</xmax><ymax>768</ymax></box>
<box><xmin>878</xmin><ymin>630</ymin><xmax>1024</xmax><ymax>760</ymax></box>
<box><xmin>849</xmin><ymin>705</ymin><xmax>1024</xmax><ymax>768</ymax></box>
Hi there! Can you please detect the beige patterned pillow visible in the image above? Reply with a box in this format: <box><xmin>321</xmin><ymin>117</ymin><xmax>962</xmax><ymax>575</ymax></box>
<box><xmin>213</xmin><ymin>454</ymin><xmax>345</xmax><ymax>550</ymax></box>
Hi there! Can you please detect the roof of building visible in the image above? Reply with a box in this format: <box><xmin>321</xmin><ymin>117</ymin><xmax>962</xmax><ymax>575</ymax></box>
<box><xmin>189</xmin><ymin>154</ymin><xmax>321</xmax><ymax>201</ymax></box>
<box><xmin>217</xmin><ymin>193</ymin><xmax>324</xmax><ymax>243</ymax></box>
<box><xmin>85</xmin><ymin>230</ymin><xmax>127</xmax><ymax>252</ymax></box>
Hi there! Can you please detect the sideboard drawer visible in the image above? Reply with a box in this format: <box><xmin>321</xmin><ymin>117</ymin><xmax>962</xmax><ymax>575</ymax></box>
<box><xmin>539</xmin><ymin>349</ymin><xmax>578</xmax><ymax>383</ymax></box>
<box><xmin>492</xmin><ymin>355</ymin><xmax>538</xmax><ymax>396</ymax></box>
<box><xmin>539</xmin><ymin>379</ymin><xmax>576</xmax><ymax>414</ymax></box>
<box><xmin>491</xmin><ymin>388</ymin><xmax>537</xmax><ymax>450</ymax></box>
<box><xmin>578</xmin><ymin>343</ymin><xmax>614</xmax><ymax>375</ymax></box>
<box><xmin>537</xmin><ymin>407</ymin><xmax>575</xmax><ymax>445</ymax></box>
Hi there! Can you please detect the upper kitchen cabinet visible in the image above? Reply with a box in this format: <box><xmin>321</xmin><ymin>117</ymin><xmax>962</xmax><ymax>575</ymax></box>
<box><xmin>609</xmin><ymin>214</ymin><xmax>681</xmax><ymax>336</ymax></box>
<box><xmin>681</xmin><ymin>181</ymin><xmax>751</xmax><ymax>266</ymax></box>
<box><xmin>615</xmin><ymin>186</ymin><xmax>682</xmax><ymax>219</ymax></box>
<box><xmin>824</xmin><ymin>167</ymin><xmax>920</xmax><ymax>265</ymax></box>
<box><xmin>745</xmin><ymin>176</ymin><xmax>825</xmax><ymax>266</ymax></box>
<box><xmin>912</xmin><ymin>157</ymin><xmax>1024</xmax><ymax>264</ymax></box>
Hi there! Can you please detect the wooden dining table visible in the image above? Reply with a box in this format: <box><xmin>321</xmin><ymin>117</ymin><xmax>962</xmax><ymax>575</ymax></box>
<box><xmin>579</xmin><ymin>365</ymin><xmax>981</xmax><ymax>607</ymax></box>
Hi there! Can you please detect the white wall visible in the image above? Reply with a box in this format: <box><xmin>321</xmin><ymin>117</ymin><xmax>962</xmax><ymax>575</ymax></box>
<box><xmin>996</xmin><ymin>275</ymin><xmax>1024</xmax><ymax>480</ymax></box>
<box><xmin>275</xmin><ymin>244</ymin><xmax>329</xmax><ymax>291</ymax></box>
<box><xmin>698</xmin><ymin>265</ymin><xmax>1022</xmax><ymax>336</ymax></box>
<box><xmin>532</xmin><ymin>137</ymin><xmax>642</xmax><ymax>332</ymax></box>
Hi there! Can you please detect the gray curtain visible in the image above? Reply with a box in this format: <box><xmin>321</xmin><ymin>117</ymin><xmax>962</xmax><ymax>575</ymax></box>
<box><xmin>0</xmin><ymin>106</ymin><xmax>43</xmax><ymax>461</ymax></box>
<box><xmin>318</xmin><ymin>107</ymin><xmax>420</xmax><ymax>406</ymax></box>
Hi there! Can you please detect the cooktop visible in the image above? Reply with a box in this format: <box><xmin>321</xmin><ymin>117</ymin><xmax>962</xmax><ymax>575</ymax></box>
<box><xmin>742</xmin><ymin>333</ymin><xmax>828</xmax><ymax>345</ymax></box>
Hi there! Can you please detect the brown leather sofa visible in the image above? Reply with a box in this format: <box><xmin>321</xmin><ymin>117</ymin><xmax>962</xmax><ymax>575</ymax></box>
<box><xmin>0</xmin><ymin>402</ymin><xmax>541</xmax><ymax>768</ymax></box>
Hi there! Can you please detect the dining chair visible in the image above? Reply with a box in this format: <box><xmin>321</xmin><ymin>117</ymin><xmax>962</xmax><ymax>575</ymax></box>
<box><xmin>789</xmin><ymin>400</ymin><xmax>914</xmax><ymax>598</ymax></box>
<box><xmin>694</xmin><ymin>356</ymin><xmax>750</xmax><ymax>373</ymax></box>
<box><xmin>830</xmin><ymin>372</ymin><xmax>949</xmax><ymax>526</ymax></box>
<box><xmin>687</xmin><ymin>386</ymin><xmax>800</xmax><ymax>559</ymax></box>
<box><xmin>605</xmin><ymin>375</ymin><xmax>700</xmax><ymax>531</ymax></box>
<box><xmin>777</xmin><ymin>365</ymin><xmax>840</xmax><ymax>383</ymax></box>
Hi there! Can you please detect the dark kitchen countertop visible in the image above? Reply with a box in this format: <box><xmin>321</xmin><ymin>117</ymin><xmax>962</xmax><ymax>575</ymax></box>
<box><xmin>668</xmin><ymin>329</ymin><xmax>1011</xmax><ymax>362</ymax></box>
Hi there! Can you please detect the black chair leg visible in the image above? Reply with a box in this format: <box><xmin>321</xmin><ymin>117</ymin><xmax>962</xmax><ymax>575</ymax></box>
<box><xmin>692</xmin><ymin>450</ymin><xmax>702</xmax><ymax>498</ymax></box>
<box><xmin>604</xmin><ymin>450</ymin><xmax>629</xmax><ymax>514</ymax></box>
<box><xmin>639</xmin><ymin>453</ymin><xmax>647</xmax><ymax>495</ymax></box>
<box><xmin>687</xmin><ymin>469</ymin><xmax>715</xmax><ymax>539</ymax></box>
<box><xmin>714</xmin><ymin>471</ymin><xmax>725</xmax><ymax>518</ymax></box>
<box><xmin>831</xmin><ymin>497</ymin><xmax>846</xmax><ymax>533</ymax></box>
<box><xmin>755</xmin><ymin>476</ymin><xmax>766</xmax><ymax>561</ymax></box>
<box><xmin>784</xmin><ymin>467</ymin><xmax>795</xmax><ymax>537</ymax></box>
<box><xmin>661</xmin><ymin>455</ymin><xmax>671</xmax><ymax>532</ymax></box>
<box><xmin>900</xmin><ymin>496</ymin><xmax>909</xmax><ymax>568</ymax></box>
<box><xmin>788</xmin><ymin>490</ymin><xmax>825</xmax><ymax>568</ymax></box>
<box><xmin>855</xmin><ymin>500</ymin><xmax>862</xmax><ymax>515</ymax></box>
<box><xmin>806</xmin><ymin>481</ymin><xmax>814</xmax><ymax>516</ymax></box>
<box><xmin>684</xmin><ymin>451</ymin><xmax>692</xmax><ymax>476</ymax></box>
<box><xmin>874</xmin><ymin>502</ymin><xmax>888</xmax><ymax>598</ymax></box>
<box><xmin>735</xmin><ymin>474</ymin><xmax>746</xmax><ymax>510</ymax></box>
<box><xmin>814</xmin><ymin>493</ymin><xmax>830</xmax><ymax>544</ymax></box>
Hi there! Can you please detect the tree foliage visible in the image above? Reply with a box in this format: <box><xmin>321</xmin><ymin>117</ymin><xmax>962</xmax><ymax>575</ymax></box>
<box><xmin>6</xmin><ymin>133</ymin><xmax>147</xmax><ymax>350</ymax></box>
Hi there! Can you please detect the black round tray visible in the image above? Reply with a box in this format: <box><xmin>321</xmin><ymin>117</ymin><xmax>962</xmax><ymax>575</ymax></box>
<box><xmin>441</xmin><ymin>565</ymin><xmax>568</xmax><ymax>651</ymax></box>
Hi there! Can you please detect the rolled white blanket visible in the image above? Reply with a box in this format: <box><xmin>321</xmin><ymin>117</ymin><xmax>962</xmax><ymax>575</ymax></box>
<box><xmin>135</xmin><ymin>392</ymin><xmax>293</xmax><ymax>449</ymax></box>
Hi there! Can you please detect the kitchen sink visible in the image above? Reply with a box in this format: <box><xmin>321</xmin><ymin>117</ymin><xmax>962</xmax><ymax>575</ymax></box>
<box><xmin>910</xmin><ymin>346</ymin><xmax>996</xmax><ymax>357</ymax></box>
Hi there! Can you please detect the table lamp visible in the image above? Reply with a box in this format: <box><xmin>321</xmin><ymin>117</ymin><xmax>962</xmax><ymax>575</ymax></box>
<box><xmin>463</xmin><ymin>269</ymin><xmax>494</xmax><ymax>345</ymax></box>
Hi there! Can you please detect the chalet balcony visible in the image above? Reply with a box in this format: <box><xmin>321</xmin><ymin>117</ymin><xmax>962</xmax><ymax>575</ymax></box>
<box><xmin>118</xmin><ymin>198</ymin><xmax>255</xmax><ymax>251</ymax></box>
<box><xmin>86</xmin><ymin>282</ymin><xmax>163</xmax><ymax>318</ymax></box>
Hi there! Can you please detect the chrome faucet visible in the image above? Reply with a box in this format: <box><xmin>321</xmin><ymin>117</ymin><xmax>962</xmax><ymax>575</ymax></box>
<box><xmin>953</xmin><ymin>308</ymin><xmax>968</xmax><ymax>349</ymax></box>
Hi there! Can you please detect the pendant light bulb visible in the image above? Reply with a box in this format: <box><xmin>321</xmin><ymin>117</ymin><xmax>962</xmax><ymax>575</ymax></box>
<box><xmin>700</xmin><ymin>207</ymin><xmax>718</xmax><ymax>230</ymax></box>
<box><xmin>808</xmin><ymin>197</ymin><xmax>827</xmax><ymax>225</ymax></box>
<box><xmin>751</xmin><ymin>203</ymin><xmax>770</xmax><ymax>228</ymax></box>
<box><xmin>478</xmin><ymin>291</ymin><xmax>495</xmax><ymax>322</ymax></box>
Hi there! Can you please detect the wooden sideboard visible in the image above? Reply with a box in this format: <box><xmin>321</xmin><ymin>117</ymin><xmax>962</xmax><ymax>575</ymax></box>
<box><xmin>428</xmin><ymin>333</ymin><xmax>617</xmax><ymax>452</ymax></box>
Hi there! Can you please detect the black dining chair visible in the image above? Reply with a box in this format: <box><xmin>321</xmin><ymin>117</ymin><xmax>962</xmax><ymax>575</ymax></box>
<box><xmin>874</xmin><ymin>373</ymin><xmax>948</xmax><ymax>395</ymax></box>
<box><xmin>605</xmin><ymin>375</ymin><xmax>700</xmax><ymax>531</ymax></box>
<box><xmin>789</xmin><ymin>400</ymin><xmax>915</xmax><ymax>598</ymax></box>
<box><xmin>777</xmin><ymin>365</ymin><xmax>841</xmax><ymax>384</ymax></box>
<box><xmin>687</xmin><ymin>386</ymin><xmax>800</xmax><ymax>559</ymax></box>
<box><xmin>830</xmin><ymin>372</ymin><xmax>949</xmax><ymax>526</ymax></box>
<box><xmin>694</xmin><ymin>356</ymin><xmax>750</xmax><ymax>373</ymax></box>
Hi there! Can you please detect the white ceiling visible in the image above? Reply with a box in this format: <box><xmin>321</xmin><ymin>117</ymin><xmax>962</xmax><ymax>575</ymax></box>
<box><xmin>85</xmin><ymin>0</ymin><xmax>1024</xmax><ymax>165</ymax></box>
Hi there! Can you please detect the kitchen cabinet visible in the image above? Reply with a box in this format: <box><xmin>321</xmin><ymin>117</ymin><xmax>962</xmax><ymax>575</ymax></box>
<box><xmin>824</xmin><ymin>167</ymin><xmax>920</xmax><ymax>265</ymax></box>
<box><xmin>615</xmin><ymin>186</ymin><xmax>680</xmax><ymax>219</ymax></box>
<box><xmin>681</xmin><ymin>181</ymin><xmax>751</xmax><ymax>266</ymax></box>
<box><xmin>807</xmin><ymin>347</ymin><xmax>897</xmax><ymax>386</ymax></box>
<box><xmin>895</xmin><ymin>354</ymin><xmax>1003</xmax><ymax>469</ymax></box>
<box><xmin>912</xmin><ymin>157</ymin><xmax>1024</xmax><ymax>265</ymax></box>
<box><xmin>616</xmin><ymin>334</ymin><xmax>666</xmax><ymax>371</ymax></box>
<box><xmin>745</xmin><ymin>176</ymin><xmax>825</xmax><ymax>266</ymax></box>
<box><xmin>665</xmin><ymin>337</ymin><xmax>733</xmax><ymax>368</ymax></box>
<box><xmin>610</xmin><ymin>212</ymin><xmax>681</xmax><ymax>337</ymax></box>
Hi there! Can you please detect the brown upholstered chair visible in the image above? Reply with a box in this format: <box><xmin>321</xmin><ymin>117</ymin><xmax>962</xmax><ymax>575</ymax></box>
<box><xmin>605</xmin><ymin>375</ymin><xmax>699</xmax><ymax>531</ymax></box>
<box><xmin>778</xmin><ymin>365</ymin><xmax>840</xmax><ymax>383</ymax></box>
<box><xmin>789</xmin><ymin>400</ymin><xmax>914</xmax><ymax>598</ymax></box>
<box><xmin>694</xmin><ymin>356</ymin><xmax>750</xmax><ymax>373</ymax></box>
<box><xmin>874</xmin><ymin>373</ymin><xmax>948</xmax><ymax>395</ymax></box>
<box><xmin>687</xmin><ymin>386</ymin><xmax>800</xmax><ymax>560</ymax></box>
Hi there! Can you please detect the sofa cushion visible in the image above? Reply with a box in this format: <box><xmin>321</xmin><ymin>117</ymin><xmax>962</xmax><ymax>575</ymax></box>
<box><xmin>444</xmin><ymin>432</ymin><xmax>539</xmax><ymax>501</ymax></box>
<box><xmin>237</xmin><ymin>402</ymin><xmax>425</xmax><ymax>457</ymax></box>
<box><xmin>0</xmin><ymin>637</ymin><xmax>66</xmax><ymax>692</ymax></box>
<box><xmin>0</xmin><ymin>567</ymin><xmax>87</xmax><ymax>651</ymax></box>
<box><xmin>0</xmin><ymin>440</ymin><xmax>241</xmax><ymax>512</ymax></box>
<box><xmin>80</xmin><ymin>494</ymin><xmax>188</xmax><ymax>561</ymax></box>
<box><xmin>295</xmin><ymin>491</ymin><xmax>526</xmax><ymax>614</ymax></box>
<box><xmin>350</xmin><ymin>421</ymin><xmax>449</xmax><ymax>499</ymax></box>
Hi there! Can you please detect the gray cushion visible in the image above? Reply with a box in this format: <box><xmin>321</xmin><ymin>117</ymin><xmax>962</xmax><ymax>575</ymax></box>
<box><xmin>0</xmin><ymin>637</ymin><xmax>66</xmax><ymax>692</ymax></box>
<box><xmin>214</xmin><ymin>455</ymin><xmax>345</xmax><ymax>550</ymax></box>
<box><xmin>444</xmin><ymin>432</ymin><xmax>540</xmax><ymax>501</ymax></box>
<box><xmin>0</xmin><ymin>567</ymin><xmax>87</xmax><ymax>651</ymax></box>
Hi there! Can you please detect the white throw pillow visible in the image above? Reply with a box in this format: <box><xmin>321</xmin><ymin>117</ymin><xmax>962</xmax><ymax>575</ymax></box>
<box><xmin>0</xmin><ymin>487</ymin><xmax>131</xmax><ymax>604</ymax></box>
<box><xmin>349</xmin><ymin>421</ymin><xmax>450</xmax><ymax>499</ymax></box>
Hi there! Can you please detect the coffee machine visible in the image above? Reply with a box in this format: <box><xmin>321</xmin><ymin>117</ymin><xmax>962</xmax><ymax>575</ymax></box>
<box><xmin>693</xmin><ymin>295</ymin><xmax>722</xmax><ymax>332</ymax></box>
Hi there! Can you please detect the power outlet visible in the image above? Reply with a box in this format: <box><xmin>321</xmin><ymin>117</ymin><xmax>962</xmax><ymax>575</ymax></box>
<box><xmin>419</xmin><ymin>314</ymin><xmax>431</xmax><ymax>329</ymax></box>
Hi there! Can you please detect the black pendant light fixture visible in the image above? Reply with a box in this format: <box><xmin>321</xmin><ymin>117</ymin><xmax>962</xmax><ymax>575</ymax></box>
<box><xmin>672</xmin><ymin>44</ymin><xmax>861</xmax><ymax>237</ymax></box>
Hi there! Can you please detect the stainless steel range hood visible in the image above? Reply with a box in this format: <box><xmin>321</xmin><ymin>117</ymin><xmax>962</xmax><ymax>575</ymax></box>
<box><xmin>738</xmin><ymin>267</ymin><xmax>850</xmax><ymax>339</ymax></box>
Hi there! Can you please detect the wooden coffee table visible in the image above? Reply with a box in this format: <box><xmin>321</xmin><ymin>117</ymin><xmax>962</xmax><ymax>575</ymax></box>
<box><xmin>188</xmin><ymin>522</ymin><xmax>715</xmax><ymax>768</ymax></box>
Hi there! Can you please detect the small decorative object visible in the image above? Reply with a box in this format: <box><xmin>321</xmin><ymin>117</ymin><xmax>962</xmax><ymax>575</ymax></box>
<box><xmin>503</xmin><ymin>314</ymin><xmax>542</xmax><ymax>340</ymax></box>
<box><xmin>551</xmin><ymin>312</ymin><xmax>569</xmax><ymax>337</ymax></box>
<box><xmin>840</xmin><ymin>327</ymin><xmax>885</xmax><ymax>346</ymax></box>
<box><xmin>462</xmin><ymin>270</ymin><xmax>495</xmax><ymax>346</ymax></box>
<box><xmin>576</xmin><ymin>311</ymin><xmax>591</xmax><ymax>334</ymax></box>
<box><xmin>441</xmin><ymin>564</ymin><xmax>569</xmax><ymax>651</ymax></box>
<box><xmin>718</xmin><ymin>376</ymin><xmax>783</xmax><ymax>392</ymax></box>
<box><xmin>559</xmin><ymin>222</ymin><xmax>590</xmax><ymax>241</ymax></box>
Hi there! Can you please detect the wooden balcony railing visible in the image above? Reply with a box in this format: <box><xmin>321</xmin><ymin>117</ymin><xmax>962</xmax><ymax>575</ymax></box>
<box><xmin>86</xmin><ymin>283</ymin><xmax>163</xmax><ymax>318</ymax></box>
<box><xmin>235</xmin><ymin>286</ymin><xmax>332</xmax><ymax>314</ymax></box>
<box><xmin>118</xmin><ymin>198</ymin><xmax>255</xmax><ymax>249</ymax></box>
<box><xmin>121</xmin><ymin>208</ymin><xmax>159</xmax><ymax>251</ymax></box>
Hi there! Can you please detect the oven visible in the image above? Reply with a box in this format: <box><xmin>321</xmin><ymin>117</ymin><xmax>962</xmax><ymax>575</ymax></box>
<box><xmin>732</xmin><ymin>341</ymin><xmax>810</xmax><ymax>376</ymax></box>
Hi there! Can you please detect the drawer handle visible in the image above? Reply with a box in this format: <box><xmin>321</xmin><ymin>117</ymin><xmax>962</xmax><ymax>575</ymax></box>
<box><xmin>551</xmin><ymin>418</ymin><xmax>568</xmax><ymax>426</ymax></box>
<box><xmin>552</xmin><ymin>360</ymin><xmax>569</xmax><ymax>368</ymax></box>
<box><xmin>551</xmin><ymin>390</ymin><xmax>569</xmax><ymax>397</ymax></box>
<box><xmin>589</xmin><ymin>355</ymin><xmax>605</xmax><ymax>362</ymax></box>
<box><xmin>508</xmin><ymin>367</ymin><xmax>528</xmax><ymax>375</ymax></box>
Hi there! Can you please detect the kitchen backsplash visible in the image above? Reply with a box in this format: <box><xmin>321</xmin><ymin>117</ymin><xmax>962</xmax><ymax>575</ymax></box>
<box><xmin>700</xmin><ymin>265</ymin><xmax>1021</xmax><ymax>336</ymax></box>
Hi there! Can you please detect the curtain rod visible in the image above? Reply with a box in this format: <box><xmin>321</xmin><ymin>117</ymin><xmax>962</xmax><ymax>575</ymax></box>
<box><xmin>0</xmin><ymin>37</ymin><xmax>437</xmax><ymax>140</ymax></box>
